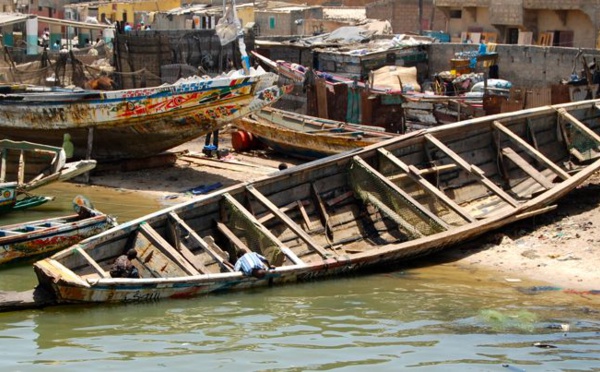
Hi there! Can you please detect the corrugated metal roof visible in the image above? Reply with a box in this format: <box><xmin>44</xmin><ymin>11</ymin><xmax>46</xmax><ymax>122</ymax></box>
<box><xmin>0</xmin><ymin>13</ymin><xmax>30</xmax><ymax>27</ymax></box>
<box><xmin>0</xmin><ymin>12</ymin><xmax>112</xmax><ymax>30</ymax></box>
<box><xmin>323</xmin><ymin>7</ymin><xmax>366</xmax><ymax>22</ymax></box>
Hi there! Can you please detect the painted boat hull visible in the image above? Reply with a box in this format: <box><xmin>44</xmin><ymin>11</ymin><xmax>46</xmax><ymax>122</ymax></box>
<box><xmin>0</xmin><ymin>70</ymin><xmax>282</xmax><ymax>162</ymax></box>
<box><xmin>234</xmin><ymin>107</ymin><xmax>397</xmax><ymax>159</ymax></box>
<box><xmin>33</xmin><ymin>99</ymin><xmax>600</xmax><ymax>304</ymax></box>
<box><xmin>0</xmin><ymin>208</ymin><xmax>116</xmax><ymax>265</ymax></box>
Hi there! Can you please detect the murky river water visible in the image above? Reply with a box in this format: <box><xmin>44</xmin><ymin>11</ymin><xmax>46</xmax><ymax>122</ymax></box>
<box><xmin>0</xmin><ymin>182</ymin><xmax>598</xmax><ymax>371</ymax></box>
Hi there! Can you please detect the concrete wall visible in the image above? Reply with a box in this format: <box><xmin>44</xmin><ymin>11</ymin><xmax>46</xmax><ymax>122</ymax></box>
<box><xmin>366</xmin><ymin>0</ymin><xmax>447</xmax><ymax>34</ymax></box>
<box><xmin>428</xmin><ymin>43</ymin><xmax>600</xmax><ymax>88</ymax></box>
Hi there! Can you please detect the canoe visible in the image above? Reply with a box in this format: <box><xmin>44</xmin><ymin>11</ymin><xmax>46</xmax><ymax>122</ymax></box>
<box><xmin>0</xmin><ymin>196</ymin><xmax>117</xmax><ymax>265</ymax></box>
<box><xmin>33</xmin><ymin>99</ymin><xmax>600</xmax><ymax>304</ymax></box>
<box><xmin>0</xmin><ymin>68</ymin><xmax>283</xmax><ymax>162</ymax></box>
<box><xmin>0</xmin><ymin>139</ymin><xmax>97</xmax><ymax>213</ymax></box>
<box><xmin>234</xmin><ymin>106</ymin><xmax>398</xmax><ymax>159</ymax></box>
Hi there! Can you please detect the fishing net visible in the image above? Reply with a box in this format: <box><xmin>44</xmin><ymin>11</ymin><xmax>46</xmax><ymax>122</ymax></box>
<box><xmin>565</xmin><ymin>121</ymin><xmax>600</xmax><ymax>161</ymax></box>
<box><xmin>348</xmin><ymin>156</ymin><xmax>447</xmax><ymax>239</ymax></box>
<box><xmin>223</xmin><ymin>195</ymin><xmax>285</xmax><ymax>265</ymax></box>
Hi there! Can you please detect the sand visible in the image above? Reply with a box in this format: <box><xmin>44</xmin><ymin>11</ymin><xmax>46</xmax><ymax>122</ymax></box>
<box><xmin>88</xmin><ymin>129</ymin><xmax>600</xmax><ymax>293</ymax></box>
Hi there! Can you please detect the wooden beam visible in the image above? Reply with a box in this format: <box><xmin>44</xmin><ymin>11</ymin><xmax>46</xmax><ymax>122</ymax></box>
<box><xmin>425</xmin><ymin>134</ymin><xmax>519</xmax><ymax>207</ymax></box>
<box><xmin>0</xmin><ymin>149</ymin><xmax>6</xmax><ymax>182</ymax></box>
<box><xmin>557</xmin><ymin>107</ymin><xmax>600</xmax><ymax>145</ymax></box>
<box><xmin>311</xmin><ymin>183</ymin><xmax>334</xmax><ymax>241</ymax></box>
<box><xmin>378</xmin><ymin>148</ymin><xmax>475</xmax><ymax>223</ymax></box>
<box><xmin>17</xmin><ymin>150</ymin><xmax>24</xmax><ymax>185</ymax></box>
<box><xmin>361</xmin><ymin>190</ymin><xmax>423</xmax><ymax>239</ymax></box>
<box><xmin>353</xmin><ymin>156</ymin><xmax>450</xmax><ymax>231</ymax></box>
<box><xmin>387</xmin><ymin>163</ymin><xmax>458</xmax><ymax>182</ymax></box>
<box><xmin>216</xmin><ymin>221</ymin><xmax>252</xmax><ymax>254</ymax></box>
<box><xmin>494</xmin><ymin>121</ymin><xmax>570</xmax><ymax>180</ymax></box>
<box><xmin>165</xmin><ymin>216</ymin><xmax>210</xmax><ymax>273</ymax></box>
<box><xmin>139</xmin><ymin>223</ymin><xmax>200</xmax><ymax>276</ymax></box>
<box><xmin>297</xmin><ymin>200</ymin><xmax>313</xmax><ymax>230</ymax></box>
<box><xmin>223</xmin><ymin>193</ymin><xmax>305</xmax><ymax>265</ymax></box>
<box><xmin>168</xmin><ymin>212</ymin><xmax>233</xmax><ymax>272</ymax></box>
<box><xmin>246</xmin><ymin>185</ymin><xmax>332</xmax><ymax>258</ymax></box>
<box><xmin>501</xmin><ymin>147</ymin><xmax>554</xmax><ymax>189</ymax></box>
<box><xmin>75</xmin><ymin>247</ymin><xmax>109</xmax><ymax>278</ymax></box>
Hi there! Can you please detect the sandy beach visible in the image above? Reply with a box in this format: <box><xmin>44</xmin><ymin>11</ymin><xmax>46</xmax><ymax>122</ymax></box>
<box><xmin>88</xmin><ymin>128</ymin><xmax>600</xmax><ymax>293</ymax></box>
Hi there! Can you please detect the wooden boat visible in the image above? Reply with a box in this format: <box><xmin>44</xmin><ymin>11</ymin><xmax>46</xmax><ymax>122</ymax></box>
<box><xmin>0</xmin><ymin>139</ymin><xmax>97</xmax><ymax>213</ymax></box>
<box><xmin>0</xmin><ymin>196</ymin><xmax>117</xmax><ymax>265</ymax></box>
<box><xmin>33</xmin><ymin>99</ymin><xmax>600</xmax><ymax>304</ymax></box>
<box><xmin>234</xmin><ymin>106</ymin><xmax>398</xmax><ymax>159</ymax></box>
<box><xmin>0</xmin><ymin>69</ymin><xmax>284</xmax><ymax>162</ymax></box>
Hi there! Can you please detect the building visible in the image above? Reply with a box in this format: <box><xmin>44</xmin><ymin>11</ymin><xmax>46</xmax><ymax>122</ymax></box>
<box><xmin>434</xmin><ymin>0</ymin><xmax>599</xmax><ymax>49</ymax></box>
<box><xmin>254</xmin><ymin>5</ymin><xmax>323</xmax><ymax>36</ymax></box>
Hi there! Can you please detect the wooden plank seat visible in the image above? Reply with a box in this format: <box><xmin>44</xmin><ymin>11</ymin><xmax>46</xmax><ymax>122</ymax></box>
<box><xmin>167</xmin><ymin>212</ymin><xmax>233</xmax><ymax>273</ymax></box>
<box><xmin>501</xmin><ymin>147</ymin><xmax>555</xmax><ymax>190</ymax></box>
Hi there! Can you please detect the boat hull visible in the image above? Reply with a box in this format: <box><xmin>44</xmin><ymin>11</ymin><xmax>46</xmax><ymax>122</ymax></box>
<box><xmin>234</xmin><ymin>107</ymin><xmax>396</xmax><ymax>160</ymax></box>
<box><xmin>33</xmin><ymin>99</ymin><xmax>600</xmax><ymax>304</ymax></box>
<box><xmin>0</xmin><ymin>216</ymin><xmax>115</xmax><ymax>265</ymax></box>
<box><xmin>0</xmin><ymin>71</ymin><xmax>282</xmax><ymax>162</ymax></box>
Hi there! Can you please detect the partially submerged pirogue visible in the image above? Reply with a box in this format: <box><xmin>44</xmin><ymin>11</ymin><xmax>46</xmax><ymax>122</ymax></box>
<box><xmin>34</xmin><ymin>99</ymin><xmax>600</xmax><ymax>304</ymax></box>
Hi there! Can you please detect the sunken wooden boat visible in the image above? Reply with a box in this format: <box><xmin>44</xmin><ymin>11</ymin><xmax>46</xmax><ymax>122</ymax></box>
<box><xmin>0</xmin><ymin>196</ymin><xmax>117</xmax><ymax>265</ymax></box>
<box><xmin>33</xmin><ymin>99</ymin><xmax>600</xmax><ymax>304</ymax></box>
<box><xmin>234</xmin><ymin>106</ymin><xmax>398</xmax><ymax>159</ymax></box>
<box><xmin>0</xmin><ymin>139</ymin><xmax>97</xmax><ymax>213</ymax></box>
<box><xmin>0</xmin><ymin>68</ymin><xmax>283</xmax><ymax>162</ymax></box>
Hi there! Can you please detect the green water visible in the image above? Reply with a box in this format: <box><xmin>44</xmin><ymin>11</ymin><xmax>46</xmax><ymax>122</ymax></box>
<box><xmin>0</xmin><ymin>182</ymin><xmax>598</xmax><ymax>371</ymax></box>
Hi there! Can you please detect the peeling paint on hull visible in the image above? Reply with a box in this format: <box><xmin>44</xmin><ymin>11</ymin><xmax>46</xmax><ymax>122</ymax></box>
<box><xmin>0</xmin><ymin>71</ymin><xmax>282</xmax><ymax>161</ymax></box>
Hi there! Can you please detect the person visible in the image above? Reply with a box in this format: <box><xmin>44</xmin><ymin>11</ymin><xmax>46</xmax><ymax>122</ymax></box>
<box><xmin>124</xmin><ymin>22</ymin><xmax>132</xmax><ymax>32</ymax></box>
<box><xmin>110</xmin><ymin>249</ymin><xmax>140</xmax><ymax>278</ymax></box>
<box><xmin>203</xmin><ymin>130</ymin><xmax>219</xmax><ymax>157</ymax></box>
<box><xmin>234</xmin><ymin>251</ymin><xmax>273</xmax><ymax>279</ymax></box>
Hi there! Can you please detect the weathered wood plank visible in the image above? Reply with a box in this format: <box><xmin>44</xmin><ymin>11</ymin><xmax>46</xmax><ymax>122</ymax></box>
<box><xmin>168</xmin><ymin>212</ymin><xmax>234</xmax><ymax>272</ymax></box>
<box><xmin>246</xmin><ymin>185</ymin><xmax>332</xmax><ymax>258</ymax></box>
<box><xmin>494</xmin><ymin>121</ymin><xmax>570</xmax><ymax>180</ymax></box>
<box><xmin>557</xmin><ymin>108</ymin><xmax>600</xmax><ymax>145</ymax></box>
<box><xmin>425</xmin><ymin>133</ymin><xmax>519</xmax><ymax>207</ymax></box>
<box><xmin>311</xmin><ymin>183</ymin><xmax>334</xmax><ymax>241</ymax></box>
<box><xmin>501</xmin><ymin>147</ymin><xmax>554</xmax><ymax>189</ymax></box>
<box><xmin>140</xmin><ymin>223</ymin><xmax>200</xmax><ymax>276</ymax></box>
<box><xmin>216</xmin><ymin>221</ymin><xmax>252</xmax><ymax>254</ymax></box>
<box><xmin>353</xmin><ymin>156</ymin><xmax>450</xmax><ymax>230</ymax></box>
<box><xmin>223</xmin><ymin>193</ymin><xmax>305</xmax><ymax>266</ymax></box>
<box><xmin>75</xmin><ymin>247</ymin><xmax>109</xmax><ymax>278</ymax></box>
<box><xmin>378</xmin><ymin>148</ymin><xmax>475</xmax><ymax>223</ymax></box>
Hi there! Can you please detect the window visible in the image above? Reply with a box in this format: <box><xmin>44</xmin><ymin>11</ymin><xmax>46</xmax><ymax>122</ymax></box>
<box><xmin>449</xmin><ymin>10</ymin><xmax>462</xmax><ymax>19</ymax></box>
<box><xmin>269</xmin><ymin>16</ymin><xmax>275</xmax><ymax>29</ymax></box>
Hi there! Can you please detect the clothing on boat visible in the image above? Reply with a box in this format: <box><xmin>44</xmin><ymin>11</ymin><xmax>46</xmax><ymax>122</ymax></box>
<box><xmin>234</xmin><ymin>252</ymin><xmax>269</xmax><ymax>276</ymax></box>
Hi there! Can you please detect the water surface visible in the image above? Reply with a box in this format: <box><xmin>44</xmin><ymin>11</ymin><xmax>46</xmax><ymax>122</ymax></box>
<box><xmin>0</xmin><ymin>182</ymin><xmax>598</xmax><ymax>371</ymax></box>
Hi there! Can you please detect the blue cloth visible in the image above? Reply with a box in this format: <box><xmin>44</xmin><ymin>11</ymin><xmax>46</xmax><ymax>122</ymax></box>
<box><xmin>234</xmin><ymin>252</ymin><xmax>268</xmax><ymax>276</ymax></box>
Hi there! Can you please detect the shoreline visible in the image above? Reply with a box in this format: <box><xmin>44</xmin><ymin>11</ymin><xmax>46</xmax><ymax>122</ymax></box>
<box><xmin>87</xmin><ymin>131</ymin><xmax>600</xmax><ymax>294</ymax></box>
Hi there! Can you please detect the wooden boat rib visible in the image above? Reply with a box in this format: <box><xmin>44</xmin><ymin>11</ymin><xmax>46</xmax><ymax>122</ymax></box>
<box><xmin>0</xmin><ymin>69</ymin><xmax>284</xmax><ymax>162</ymax></box>
<box><xmin>0</xmin><ymin>196</ymin><xmax>117</xmax><ymax>265</ymax></box>
<box><xmin>33</xmin><ymin>99</ymin><xmax>600</xmax><ymax>304</ymax></box>
<box><xmin>234</xmin><ymin>106</ymin><xmax>398</xmax><ymax>159</ymax></box>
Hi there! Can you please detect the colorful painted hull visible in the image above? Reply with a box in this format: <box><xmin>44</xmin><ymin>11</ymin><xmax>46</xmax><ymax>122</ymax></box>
<box><xmin>33</xmin><ymin>99</ymin><xmax>600</xmax><ymax>304</ymax></box>
<box><xmin>0</xmin><ymin>206</ymin><xmax>117</xmax><ymax>265</ymax></box>
<box><xmin>234</xmin><ymin>107</ymin><xmax>397</xmax><ymax>159</ymax></box>
<box><xmin>0</xmin><ymin>69</ymin><xmax>282</xmax><ymax>162</ymax></box>
<box><xmin>0</xmin><ymin>183</ymin><xmax>17</xmax><ymax>214</ymax></box>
